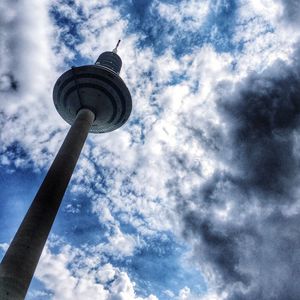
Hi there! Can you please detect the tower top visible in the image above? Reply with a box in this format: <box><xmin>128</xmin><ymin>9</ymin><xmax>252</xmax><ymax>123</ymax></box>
<box><xmin>53</xmin><ymin>47</ymin><xmax>132</xmax><ymax>134</ymax></box>
<box><xmin>95</xmin><ymin>41</ymin><xmax>122</xmax><ymax>74</ymax></box>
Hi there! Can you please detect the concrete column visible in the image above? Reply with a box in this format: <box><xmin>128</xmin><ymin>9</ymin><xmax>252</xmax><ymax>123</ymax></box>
<box><xmin>0</xmin><ymin>108</ymin><xmax>95</xmax><ymax>300</ymax></box>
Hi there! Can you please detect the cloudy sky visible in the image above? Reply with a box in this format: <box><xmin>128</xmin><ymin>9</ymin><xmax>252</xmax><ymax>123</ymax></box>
<box><xmin>1</xmin><ymin>0</ymin><xmax>300</xmax><ymax>299</ymax></box>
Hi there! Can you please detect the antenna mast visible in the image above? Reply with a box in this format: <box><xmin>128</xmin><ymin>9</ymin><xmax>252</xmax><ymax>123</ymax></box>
<box><xmin>113</xmin><ymin>39</ymin><xmax>121</xmax><ymax>53</ymax></box>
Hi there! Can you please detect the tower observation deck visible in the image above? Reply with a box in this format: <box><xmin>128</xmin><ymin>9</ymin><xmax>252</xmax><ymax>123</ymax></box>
<box><xmin>0</xmin><ymin>41</ymin><xmax>132</xmax><ymax>300</ymax></box>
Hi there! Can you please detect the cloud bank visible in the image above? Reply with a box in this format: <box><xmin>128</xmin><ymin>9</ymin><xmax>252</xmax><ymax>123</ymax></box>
<box><xmin>177</xmin><ymin>1</ymin><xmax>300</xmax><ymax>299</ymax></box>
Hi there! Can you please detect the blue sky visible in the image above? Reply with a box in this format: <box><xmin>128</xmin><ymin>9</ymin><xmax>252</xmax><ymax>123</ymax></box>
<box><xmin>1</xmin><ymin>0</ymin><xmax>300</xmax><ymax>299</ymax></box>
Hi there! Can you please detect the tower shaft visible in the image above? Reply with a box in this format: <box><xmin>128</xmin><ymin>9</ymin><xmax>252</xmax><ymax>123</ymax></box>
<box><xmin>0</xmin><ymin>108</ymin><xmax>95</xmax><ymax>300</ymax></box>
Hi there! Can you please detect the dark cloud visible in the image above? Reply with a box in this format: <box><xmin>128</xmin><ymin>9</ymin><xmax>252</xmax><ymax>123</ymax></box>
<box><xmin>0</xmin><ymin>73</ymin><xmax>18</xmax><ymax>92</ymax></box>
<box><xmin>177</xmin><ymin>41</ymin><xmax>300</xmax><ymax>299</ymax></box>
<box><xmin>219</xmin><ymin>54</ymin><xmax>300</xmax><ymax>202</ymax></box>
<box><xmin>278</xmin><ymin>0</ymin><xmax>300</xmax><ymax>25</ymax></box>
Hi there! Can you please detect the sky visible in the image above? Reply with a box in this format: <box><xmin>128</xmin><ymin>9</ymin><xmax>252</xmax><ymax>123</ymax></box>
<box><xmin>0</xmin><ymin>0</ymin><xmax>300</xmax><ymax>299</ymax></box>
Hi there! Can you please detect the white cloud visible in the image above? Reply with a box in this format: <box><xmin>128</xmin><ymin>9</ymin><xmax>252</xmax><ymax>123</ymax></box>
<box><xmin>0</xmin><ymin>0</ymin><xmax>57</xmax><ymax>110</ymax></box>
<box><xmin>0</xmin><ymin>0</ymin><xmax>71</xmax><ymax>171</ymax></box>
<box><xmin>75</xmin><ymin>2</ymin><xmax>128</xmax><ymax>59</ymax></box>
<box><xmin>101</xmin><ymin>226</ymin><xmax>138</xmax><ymax>258</ymax></box>
<box><xmin>96</xmin><ymin>263</ymin><xmax>116</xmax><ymax>283</ymax></box>
<box><xmin>233</xmin><ymin>0</ymin><xmax>299</xmax><ymax>76</ymax></box>
<box><xmin>35</xmin><ymin>242</ymin><xmax>158</xmax><ymax>300</ymax></box>
<box><xmin>156</xmin><ymin>0</ymin><xmax>210</xmax><ymax>31</ymax></box>
<box><xmin>36</xmin><ymin>244</ymin><xmax>108</xmax><ymax>300</ymax></box>
<box><xmin>0</xmin><ymin>243</ymin><xmax>9</xmax><ymax>253</ymax></box>
<box><xmin>238</xmin><ymin>0</ymin><xmax>283</xmax><ymax>23</ymax></box>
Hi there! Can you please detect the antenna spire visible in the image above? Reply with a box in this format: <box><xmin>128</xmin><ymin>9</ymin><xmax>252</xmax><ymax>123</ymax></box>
<box><xmin>113</xmin><ymin>40</ymin><xmax>121</xmax><ymax>53</ymax></box>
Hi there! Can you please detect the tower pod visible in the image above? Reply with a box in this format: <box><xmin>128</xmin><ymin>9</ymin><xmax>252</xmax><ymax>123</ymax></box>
<box><xmin>53</xmin><ymin>47</ymin><xmax>131</xmax><ymax>133</ymax></box>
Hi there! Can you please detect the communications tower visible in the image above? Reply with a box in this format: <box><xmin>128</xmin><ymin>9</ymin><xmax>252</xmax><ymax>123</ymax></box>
<box><xmin>0</xmin><ymin>41</ymin><xmax>132</xmax><ymax>300</ymax></box>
